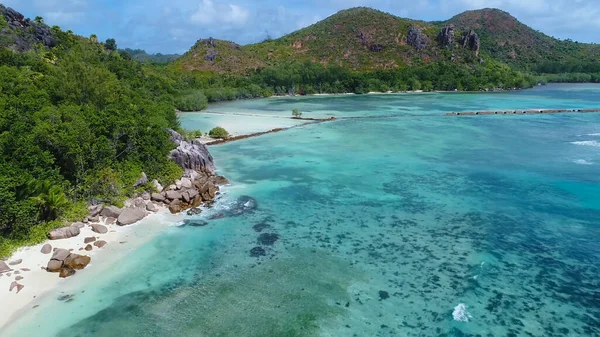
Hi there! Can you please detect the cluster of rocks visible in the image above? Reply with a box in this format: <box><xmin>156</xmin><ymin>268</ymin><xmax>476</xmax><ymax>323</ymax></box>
<box><xmin>46</xmin><ymin>249</ymin><xmax>91</xmax><ymax>278</ymax></box>
<box><xmin>151</xmin><ymin>175</ymin><xmax>228</xmax><ymax>214</ymax></box>
<box><xmin>436</xmin><ymin>25</ymin><xmax>481</xmax><ymax>56</ymax></box>
<box><xmin>438</xmin><ymin>25</ymin><xmax>455</xmax><ymax>48</ymax></box>
<box><xmin>0</xmin><ymin>5</ymin><xmax>56</xmax><ymax>51</ymax></box>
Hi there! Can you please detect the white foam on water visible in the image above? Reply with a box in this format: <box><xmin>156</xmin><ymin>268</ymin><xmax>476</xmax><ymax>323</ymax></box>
<box><xmin>571</xmin><ymin>140</ymin><xmax>600</xmax><ymax>147</ymax></box>
<box><xmin>586</xmin><ymin>133</ymin><xmax>600</xmax><ymax>136</ymax></box>
<box><xmin>453</xmin><ymin>303</ymin><xmax>473</xmax><ymax>322</ymax></box>
<box><xmin>573</xmin><ymin>159</ymin><xmax>593</xmax><ymax>165</ymax></box>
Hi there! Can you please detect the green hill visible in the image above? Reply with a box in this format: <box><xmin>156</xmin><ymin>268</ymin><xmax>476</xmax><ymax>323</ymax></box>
<box><xmin>175</xmin><ymin>7</ymin><xmax>600</xmax><ymax>74</ymax></box>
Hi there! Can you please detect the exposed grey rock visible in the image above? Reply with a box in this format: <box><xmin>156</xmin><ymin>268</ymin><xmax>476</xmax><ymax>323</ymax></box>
<box><xmin>72</xmin><ymin>222</ymin><xmax>85</xmax><ymax>229</ymax></box>
<box><xmin>462</xmin><ymin>29</ymin><xmax>481</xmax><ymax>56</ymax></box>
<box><xmin>146</xmin><ymin>202</ymin><xmax>158</xmax><ymax>212</ymax></box>
<box><xmin>48</xmin><ymin>226</ymin><xmax>80</xmax><ymax>240</ymax></box>
<box><xmin>63</xmin><ymin>254</ymin><xmax>91</xmax><ymax>270</ymax></box>
<box><xmin>165</xmin><ymin>190</ymin><xmax>182</xmax><ymax>201</ymax></box>
<box><xmin>94</xmin><ymin>240</ymin><xmax>107</xmax><ymax>248</ymax></box>
<box><xmin>0</xmin><ymin>261</ymin><xmax>10</xmax><ymax>273</ymax></box>
<box><xmin>407</xmin><ymin>26</ymin><xmax>428</xmax><ymax>50</ymax></box>
<box><xmin>438</xmin><ymin>25</ymin><xmax>454</xmax><ymax>48</ymax></box>
<box><xmin>0</xmin><ymin>5</ymin><xmax>56</xmax><ymax>52</ymax></box>
<box><xmin>180</xmin><ymin>177</ymin><xmax>193</xmax><ymax>189</ymax></box>
<box><xmin>134</xmin><ymin>172</ymin><xmax>149</xmax><ymax>187</ymax></box>
<box><xmin>187</xmin><ymin>189</ymin><xmax>199</xmax><ymax>200</ymax></box>
<box><xmin>88</xmin><ymin>215</ymin><xmax>100</xmax><ymax>222</ymax></box>
<box><xmin>182</xmin><ymin>191</ymin><xmax>191</xmax><ymax>203</ymax></box>
<box><xmin>151</xmin><ymin>193</ymin><xmax>166</xmax><ymax>203</ymax></box>
<box><xmin>84</xmin><ymin>237</ymin><xmax>96</xmax><ymax>244</ymax></box>
<box><xmin>100</xmin><ymin>206</ymin><xmax>122</xmax><ymax>218</ymax></box>
<box><xmin>91</xmin><ymin>224</ymin><xmax>108</xmax><ymax>234</ymax></box>
<box><xmin>8</xmin><ymin>259</ymin><xmax>22</xmax><ymax>266</ymax></box>
<box><xmin>88</xmin><ymin>204</ymin><xmax>103</xmax><ymax>217</ymax></box>
<box><xmin>46</xmin><ymin>259</ymin><xmax>62</xmax><ymax>272</ymax></box>
<box><xmin>51</xmin><ymin>249</ymin><xmax>70</xmax><ymax>261</ymax></box>
<box><xmin>205</xmin><ymin>49</ymin><xmax>218</xmax><ymax>62</ymax></box>
<box><xmin>141</xmin><ymin>192</ymin><xmax>151</xmax><ymax>201</ymax></box>
<box><xmin>117</xmin><ymin>207</ymin><xmax>147</xmax><ymax>226</ymax></box>
<box><xmin>41</xmin><ymin>244</ymin><xmax>52</xmax><ymax>254</ymax></box>
<box><xmin>152</xmin><ymin>179</ymin><xmax>164</xmax><ymax>192</ymax></box>
<box><xmin>167</xmin><ymin>129</ymin><xmax>215</xmax><ymax>177</ymax></box>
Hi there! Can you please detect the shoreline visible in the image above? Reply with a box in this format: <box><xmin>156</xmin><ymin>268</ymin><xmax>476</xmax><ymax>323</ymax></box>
<box><xmin>0</xmin><ymin>206</ymin><xmax>181</xmax><ymax>331</ymax></box>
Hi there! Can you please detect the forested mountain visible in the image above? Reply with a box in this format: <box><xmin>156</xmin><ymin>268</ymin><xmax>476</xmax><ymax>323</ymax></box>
<box><xmin>176</xmin><ymin>7</ymin><xmax>600</xmax><ymax>75</ymax></box>
<box><xmin>120</xmin><ymin>48</ymin><xmax>180</xmax><ymax>64</ymax></box>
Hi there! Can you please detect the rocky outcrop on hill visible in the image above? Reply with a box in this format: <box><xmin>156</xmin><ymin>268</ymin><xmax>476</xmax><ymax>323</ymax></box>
<box><xmin>462</xmin><ymin>29</ymin><xmax>480</xmax><ymax>56</ymax></box>
<box><xmin>0</xmin><ymin>5</ymin><xmax>56</xmax><ymax>51</ymax></box>
<box><xmin>406</xmin><ymin>26</ymin><xmax>428</xmax><ymax>50</ymax></box>
<box><xmin>438</xmin><ymin>25</ymin><xmax>454</xmax><ymax>48</ymax></box>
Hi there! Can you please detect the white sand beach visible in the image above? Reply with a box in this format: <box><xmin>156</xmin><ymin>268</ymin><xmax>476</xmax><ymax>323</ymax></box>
<box><xmin>0</xmin><ymin>208</ymin><xmax>182</xmax><ymax>331</ymax></box>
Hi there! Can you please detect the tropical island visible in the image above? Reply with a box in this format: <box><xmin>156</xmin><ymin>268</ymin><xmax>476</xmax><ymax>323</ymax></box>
<box><xmin>1</xmin><ymin>3</ymin><xmax>600</xmax><ymax>336</ymax></box>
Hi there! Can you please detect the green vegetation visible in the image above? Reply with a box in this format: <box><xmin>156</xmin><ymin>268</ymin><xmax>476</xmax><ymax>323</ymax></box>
<box><xmin>292</xmin><ymin>109</ymin><xmax>303</xmax><ymax>118</ymax></box>
<box><xmin>105</xmin><ymin>38</ymin><xmax>117</xmax><ymax>51</ymax></box>
<box><xmin>0</xmin><ymin>18</ymin><xmax>181</xmax><ymax>257</ymax></box>
<box><xmin>209</xmin><ymin>127</ymin><xmax>229</xmax><ymax>139</ymax></box>
<box><xmin>175</xmin><ymin>90</ymin><xmax>208</xmax><ymax>111</ymax></box>
<box><xmin>119</xmin><ymin>48</ymin><xmax>180</xmax><ymax>64</ymax></box>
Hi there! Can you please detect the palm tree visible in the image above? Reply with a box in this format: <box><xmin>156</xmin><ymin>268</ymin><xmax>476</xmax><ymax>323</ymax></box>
<box><xmin>27</xmin><ymin>180</ymin><xmax>69</xmax><ymax>221</ymax></box>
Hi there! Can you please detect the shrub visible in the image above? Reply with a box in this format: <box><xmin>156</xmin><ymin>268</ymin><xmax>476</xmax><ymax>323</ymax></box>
<box><xmin>292</xmin><ymin>109</ymin><xmax>303</xmax><ymax>118</ymax></box>
<box><xmin>209</xmin><ymin>126</ymin><xmax>229</xmax><ymax>139</ymax></box>
<box><xmin>175</xmin><ymin>91</ymin><xmax>208</xmax><ymax>111</ymax></box>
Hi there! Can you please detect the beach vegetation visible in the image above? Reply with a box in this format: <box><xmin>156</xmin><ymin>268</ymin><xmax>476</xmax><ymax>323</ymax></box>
<box><xmin>209</xmin><ymin>127</ymin><xmax>229</xmax><ymax>139</ymax></box>
<box><xmin>292</xmin><ymin>109</ymin><xmax>303</xmax><ymax>118</ymax></box>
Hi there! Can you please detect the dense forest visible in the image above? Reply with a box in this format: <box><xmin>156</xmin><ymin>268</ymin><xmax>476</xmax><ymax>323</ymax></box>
<box><xmin>0</xmin><ymin>10</ymin><xmax>188</xmax><ymax>255</ymax></box>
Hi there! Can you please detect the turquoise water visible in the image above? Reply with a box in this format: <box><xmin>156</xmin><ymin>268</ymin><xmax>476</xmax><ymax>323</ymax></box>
<box><xmin>3</xmin><ymin>84</ymin><xmax>600</xmax><ymax>336</ymax></box>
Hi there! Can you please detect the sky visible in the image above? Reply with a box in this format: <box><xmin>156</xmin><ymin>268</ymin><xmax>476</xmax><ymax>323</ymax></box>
<box><xmin>3</xmin><ymin>0</ymin><xmax>600</xmax><ymax>54</ymax></box>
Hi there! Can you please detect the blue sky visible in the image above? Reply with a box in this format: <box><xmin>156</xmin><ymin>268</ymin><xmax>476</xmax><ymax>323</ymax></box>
<box><xmin>4</xmin><ymin>0</ymin><xmax>600</xmax><ymax>54</ymax></box>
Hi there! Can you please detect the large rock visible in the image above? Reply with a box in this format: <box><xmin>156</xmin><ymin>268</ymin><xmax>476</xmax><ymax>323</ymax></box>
<box><xmin>41</xmin><ymin>244</ymin><xmax>52</xmax><ymax>254</ymax></box>
<box><xmin>462</xmin><ymin>29</ymin><xmax>481</xmax><ymax>56</ymax></box>
<box><xmin>91</xmin><ymin>224</ymin><xmax>108</xmax><ymax>234</ymax></box>
<box><xmin>0</xmin><ymin>261</ymin><xmax>10</xmax><ymax>273</ymax></box>
<box><xmin>88</xmin><ymin>204</ymin><xmax>103</xmax><ymax>217</ymax></box>
<box><xmin>52</xmin><ymin>248</ymin><xmax>70</xmax><ymax>261</ymax></box>
<box><xmin>46</xmin><ymin>259</ymin><xmax>62</xmax><ymax>272</ymax></box>
<box><xmin>48</xmin><ymin>226</ymin><xmax>80</xmax><ymax>240</ymax></box>
<box><xmin>165</xmin><ymin>190</ymin><xmax>182</xmax><ymax>201</ymax></box>
<box><xmin>151</xmin><ymin>193</ymin><xmax>166</xmax><ymax>203</ymax></box>
<box><xmin>167</xmin><ymin>129</ymin><xmax>215</xmax><ymax>177</ymax></box>
<box><xmin>100</xmin><ymin>206</ymin><xmax>122</xmax><ymax>218</ymax></box>
<box><xmin>146</xmin><ymin>202</ymin><xmax>158</xmax><ymax>212</ymax></box>
<box><xmin>117</xmin><ymin>207</ymin><xmax>147</xmax><ymax>226</ymax></box>
<box><xmin>180</xmin><ymin>177</ymin><xmax>193</xmax><ymax>189</ymax></box>
<box><xmin>438</xmin><ymin>25</ymin><xmax>454</xmax><ymax>48</ymax></box>
<box><xmin>63</xmin><ymin>254</ymin><xmax>91</xmax><ymax>270</ymax></box>
<box><xmin>407</xmin><ymin>26</ymin><xmax>428</xmax><ymax>50</ymax></box>
<box><xmin>59</xmin><ymin>268</ymin><xmax>75</xmax><ymax>278</ymax></box>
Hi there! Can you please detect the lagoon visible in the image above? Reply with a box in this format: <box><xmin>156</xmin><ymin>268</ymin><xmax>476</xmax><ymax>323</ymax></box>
<box><xmin>3</xmin><ymin>84</ymin><xmax>600</xmax><ymax>337</ymax></box>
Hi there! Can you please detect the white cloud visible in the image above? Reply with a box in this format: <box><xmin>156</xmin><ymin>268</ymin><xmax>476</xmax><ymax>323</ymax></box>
<box><xmin>190</xmin><ymin>0</ymin><xmax>249</xmax><ymax>26</ymax></box>
<box><xmin>44</xmin><ymin>11</ymin><xmax>85</xmax><ymax>25</ymax></box>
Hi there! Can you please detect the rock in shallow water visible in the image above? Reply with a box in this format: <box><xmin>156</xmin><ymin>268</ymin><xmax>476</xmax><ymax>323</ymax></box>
<box><xmin>250</xmin><ymin>246</ymin><xmax>267</xmax><ymax>257</ymax></box>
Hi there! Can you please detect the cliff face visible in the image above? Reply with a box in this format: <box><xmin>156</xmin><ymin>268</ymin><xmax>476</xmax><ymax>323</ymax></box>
<box><xmin>0</xmin><ymin>5</ymin><xmax>56</xmax><ymax>51</ymax></box>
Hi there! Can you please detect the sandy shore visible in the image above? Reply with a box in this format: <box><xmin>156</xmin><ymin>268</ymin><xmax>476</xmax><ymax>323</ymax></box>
<box><xmin>0</xmin><ymin>207</ymin><xmax>181</xmax><ymax>331</ymax></box>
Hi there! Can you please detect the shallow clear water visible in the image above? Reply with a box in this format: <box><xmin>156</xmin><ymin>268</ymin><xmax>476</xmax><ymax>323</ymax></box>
<box><xmin>4</xmin><ymin>84</ymin><xmax>600</xmax><ymax>337</ymax></box>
